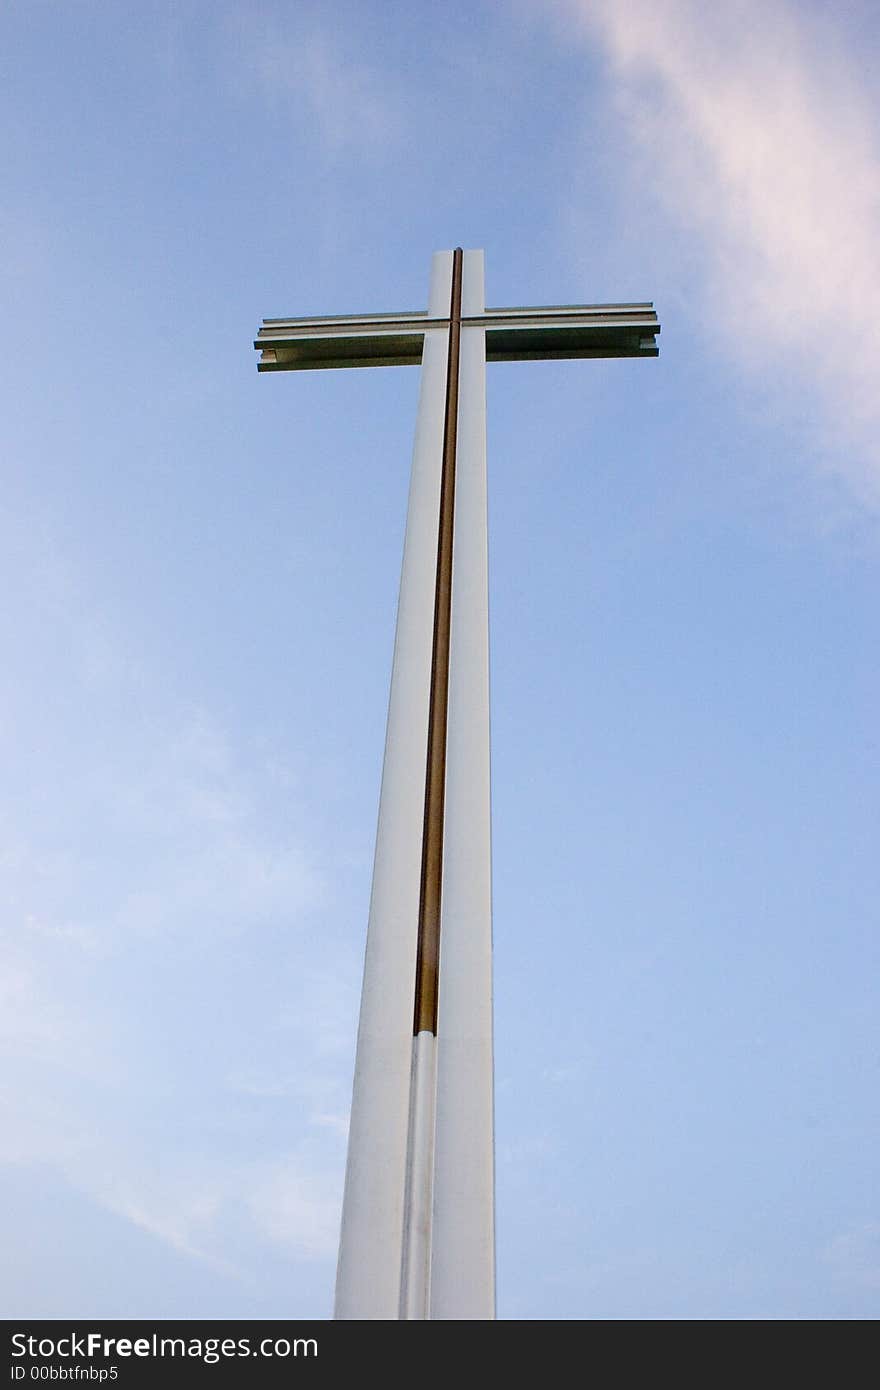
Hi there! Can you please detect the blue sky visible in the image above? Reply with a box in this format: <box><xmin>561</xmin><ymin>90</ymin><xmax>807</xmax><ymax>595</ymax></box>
<box><xmin>2</xmin><ymin>0</ymin><xmax>879</xmax><ymax>1319</ymax></box>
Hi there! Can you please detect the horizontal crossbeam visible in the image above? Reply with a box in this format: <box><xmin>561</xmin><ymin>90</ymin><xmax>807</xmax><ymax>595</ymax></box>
<box><xmin>255</xmin><ymin>303</ymin><xmax>660</xmax><ymax>371</ymax></box>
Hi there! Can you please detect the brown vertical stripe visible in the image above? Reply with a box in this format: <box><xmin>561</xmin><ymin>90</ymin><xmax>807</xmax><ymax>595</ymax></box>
<box><xmin>412</xmin><ymin>248</ymin><xmax>463</xmax><ymax>1036</ymax></box>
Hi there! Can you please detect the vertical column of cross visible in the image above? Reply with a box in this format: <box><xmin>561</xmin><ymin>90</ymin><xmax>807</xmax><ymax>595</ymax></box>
<box><xmin>430</xmin><ymin>249</ymin><xmax>495</xmax><ymax>1319</ymax></box>
<box><xmin>334</xmin><ymin>253</ymin><xmax>454</xmax><ymax>1321</ymax></box>
<box><xmin>398</xmin><ymin>249</ymin><xmax>464</xmax><ymax>1319</ymax></box>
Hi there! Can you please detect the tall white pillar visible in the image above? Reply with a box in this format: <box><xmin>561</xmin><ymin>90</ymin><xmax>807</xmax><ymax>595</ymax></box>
<box><xmin>430</xmin><ymin>250</ymin><xmax>494</xmax><ymax>1319</ymax></box>
<box><xmin>334</xmin><ymin>253</ymin><xmax>453</xmax><ymax>1320</ymax></box>
<box><xmin>256</xmin><ymin>249</ymin><xmax>659</xmax><ymax>1323</ymax></box>
<box><xmin>334</xmin><ymin>250</ymin><xmax>495</xmax><ymax>1320</ymax></box>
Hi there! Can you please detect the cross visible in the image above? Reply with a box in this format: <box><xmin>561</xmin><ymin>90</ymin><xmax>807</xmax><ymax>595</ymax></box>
<box><xmin>255</xmin><ymin>250</ymin><xmax>659</xmax><ymax>1321</ymax></box>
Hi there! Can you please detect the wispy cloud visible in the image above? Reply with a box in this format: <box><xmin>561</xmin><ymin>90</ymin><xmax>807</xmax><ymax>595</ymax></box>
<box><xmin>246</xmin><ymin>1155</ymin><xmax>344</xmax><ymax>1259</ymax></box>
<box><xmin>0</xmin><ymin>506</ymin><xmax>355</xmax><ymax>1291</ymax></box>
<box><xmin>84</xmin><ymin>1149</ymin><xmax>344</xmax><ymax>1271</ymax></box>
<box><xmin>229</xmin><ymin>13</ymin><xmax>398</xmax><ymax>158</ymax></box>
<box><xmin>558</xmin><ymin>0</ymin><xmax>880</xmax><ymax>506</ymax></box>
<box><xmin>824</xmin><ymin>1222</ymin><xmax>880</xmax><ymax>1290</ymax></box>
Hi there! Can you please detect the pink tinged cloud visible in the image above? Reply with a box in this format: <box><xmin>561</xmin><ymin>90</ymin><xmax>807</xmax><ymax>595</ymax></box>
<box><xmin>562</xmin><ymin>0</ymin><xmax>880</xmax><ymax>506</ymax></box>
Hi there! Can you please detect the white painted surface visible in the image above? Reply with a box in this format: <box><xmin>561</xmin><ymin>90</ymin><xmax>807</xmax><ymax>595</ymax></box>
<box><xmin>431</xmin><ymin>250</ymin><xmax>496</xmax><ymax>1319</ymax></box>
<box><xmin>334</xmin><ymin>253</ymin><xmax>452</xmax><ymax>1319</ymax></box>
<box><xmin>336</xmin><ymin>251</ymin><xmax>495</xmax><ymax>1320</ymax></box>
<box><xmin>460</xmin><ymin>247</ymin><xmax>485</xmax><ymax>319</ymax></box>
<box><xmin>399</xmin><ymin>1031</ymin><xmax>438</xmax><ymax>1319</ymax></box>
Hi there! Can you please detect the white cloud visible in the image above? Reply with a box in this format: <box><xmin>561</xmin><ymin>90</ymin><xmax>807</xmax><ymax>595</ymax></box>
<box><xmin>85</xmin><ymin>1147</ymin><xmax>344</xmax><ymax>1270</ymax></box>
<box><xmin>246</xmin><ymin>1155</ymin><xmax>343</xmax><ymax>1260</ymax></box>
<box><xmin>230</xmin><ymin>13</ymin><xmax>398</xmax><ymax>157</ymax></box>
<box><xmin>0</xmin><ymin>507</ymin><xmax>352</xmax><ymax>1284</ymax></box>
<box><xmin>0</xmin><ymin>711</ymin><xmax>344</xmax><ymax>1263</ymax></box>
<box><xmin>558</xmin><ymin>0</ymin><xmax>880</xmax><ymax>506</ymax></box>
<box><xmin>825</xmin><ymin>1222</ymin><xmax>880</xmax><ymax>1290</ymax></box>
<box><xmin>0</xmin><ymin>710</ymin><xmax>323</xmax><ymax>949</ymax></box>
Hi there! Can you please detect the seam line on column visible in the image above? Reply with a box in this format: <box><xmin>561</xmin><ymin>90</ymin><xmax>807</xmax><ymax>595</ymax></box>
<box><xmin>412</xmin><ymin>247</ymin><xmax>463</xmax><ymax>1037</ymax></box>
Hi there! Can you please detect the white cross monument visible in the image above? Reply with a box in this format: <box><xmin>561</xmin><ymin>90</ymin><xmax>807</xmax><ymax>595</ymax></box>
<box><xmin>255</xmin><ymin>249</ymin><xmax>660</xmax><ymax>1320</ymax></box>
